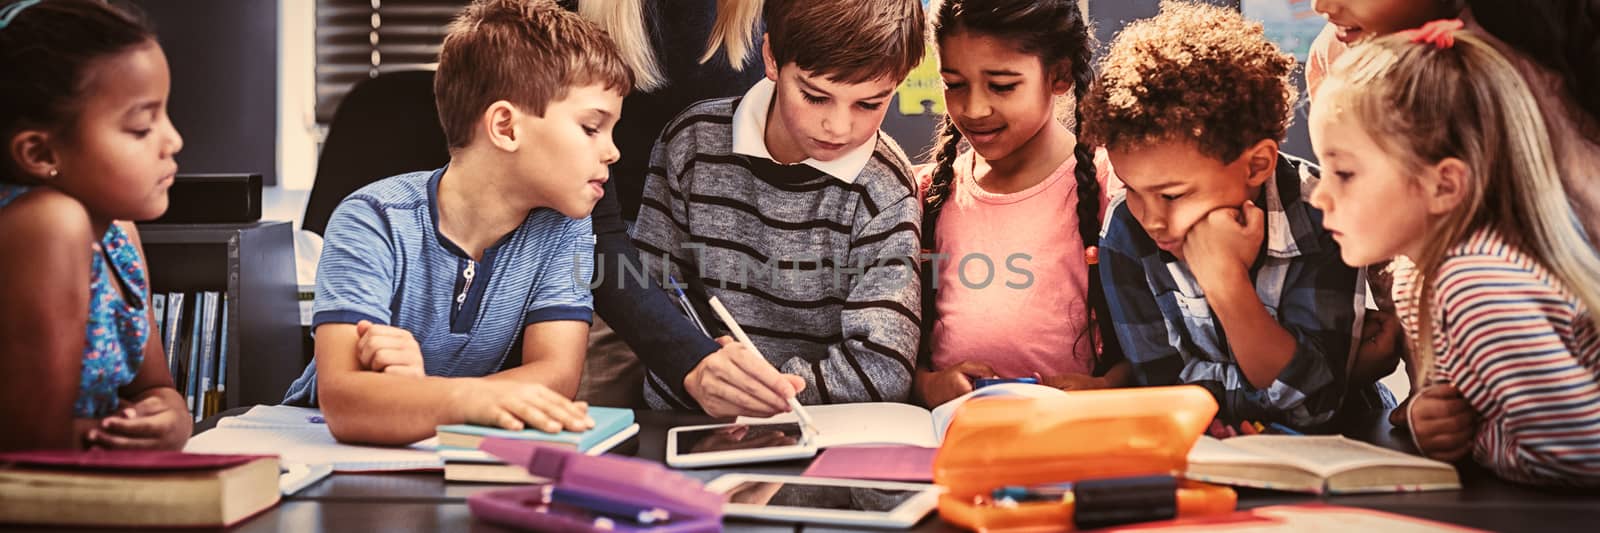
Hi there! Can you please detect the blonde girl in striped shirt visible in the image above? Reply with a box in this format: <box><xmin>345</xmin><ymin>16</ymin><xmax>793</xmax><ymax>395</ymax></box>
<box><xmin>1308</xmin><ymin>20</ymin><xmax>1600</xmax><ymax>486</ymax></box>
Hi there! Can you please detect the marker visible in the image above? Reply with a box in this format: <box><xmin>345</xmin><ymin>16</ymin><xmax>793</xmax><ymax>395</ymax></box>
<box><xmin>707</xmin><ymin>296</ymin><xmax>821</xmax><ymax>437</ymax></box>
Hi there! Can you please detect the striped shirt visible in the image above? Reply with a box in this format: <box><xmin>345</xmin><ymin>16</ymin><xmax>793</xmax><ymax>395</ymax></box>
<box><xmin>282</xmin><ymin>167</ymin><xmax>595</xmax><ymax>406</ymax></box>
<box><xmin>1100</xmin><ymin>154</ymin><xmax>1369</xmax><ymax>430</ymax></box>
<box><xmin>633</xmin><ymin>86</ymin><xmax>922</xmax><ymax>408</ymax></box>
<box><xmin>1397</xmin><ymin>227</ymin><xmax>1600</xmax><ymax>486</ymax></box>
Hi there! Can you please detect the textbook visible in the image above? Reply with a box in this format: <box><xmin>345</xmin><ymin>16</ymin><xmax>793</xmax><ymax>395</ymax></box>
<box><xmin>435</xmin><ymin>407</ymin><xmax>638</xmax><ymax>484</ymax></box>
<box><xmin>435</xmin><ymin>406</ymin><xmax>637</xmax><ymax>451</ymax></box>
<box><xmin>1184</xmin><ymin>434</ymin><xmax>1461</xmax><ymax>494</ymax></box>
<box><xmin>0</xmin><ymin>450</ymin><xmax>280</xmax><ymax>528</ymax></box>
<box><xmin>439</xmin><ymin>424</ymin><xmax>638</xmax><ymax>483</ymax></box>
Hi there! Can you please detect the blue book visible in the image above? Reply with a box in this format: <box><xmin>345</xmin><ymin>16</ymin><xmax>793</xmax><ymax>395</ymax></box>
<box><xmin>185</xmin><ymin>294</ymin><xmax>203</xmax><ymax>419</ymax></box>
<box><xmin>214</xmin><ymin>295</ymin><xmax>229</xmax><ymax>400</ymax></box>
<box><xmin>196</xmin><ymin>292</ymin><xmax>219</xmax><ymax>420</ymax></box>
<box><xmin>436</xmin><ymin>406</ymin><xmax>635</xmax><ymax>452</ymax></box>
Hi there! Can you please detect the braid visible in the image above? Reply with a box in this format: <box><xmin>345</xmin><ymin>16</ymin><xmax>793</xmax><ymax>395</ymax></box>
<box><xmin>917</xmin><ymin>115</ymin><xmax>963</xmax><ymax>370</ymax></box>
<box><xmin>922</xmin><ymin>115</ymin><xmax>963</xmax><ymax>250</ymax></box>
<box><xmin>1065</xmin><ymin>9</ymin><xmax>1117</xmax><ymax>368</ymax></box>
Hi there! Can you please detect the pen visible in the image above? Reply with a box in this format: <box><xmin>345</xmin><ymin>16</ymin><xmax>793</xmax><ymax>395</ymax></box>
<box><xmin>707</xmin><ymin>296</ymin><xmax>821</xmax><ymax>437</ymax></box>
<box><xmin>1266</xmin><ymin>422</ymin><xmax>1302</xmax><ymax>435</ymax></box>
<box><xmin>666</xmin><ymin>273</ymin><xmax>711</xmax><ymax>337</ymax></box>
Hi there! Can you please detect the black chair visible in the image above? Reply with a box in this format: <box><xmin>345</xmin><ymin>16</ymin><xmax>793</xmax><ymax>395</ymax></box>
<box><xmin>302</xmin><ymin>70</ymin><xmax>450</xmax><ymax>236</ymax></box>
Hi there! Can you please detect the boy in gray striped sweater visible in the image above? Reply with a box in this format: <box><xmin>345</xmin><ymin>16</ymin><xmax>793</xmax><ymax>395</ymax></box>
<box><xmin>633</xmin><ymin>0</ymin><xmax>926</xmax><ymax>416</ymax></box>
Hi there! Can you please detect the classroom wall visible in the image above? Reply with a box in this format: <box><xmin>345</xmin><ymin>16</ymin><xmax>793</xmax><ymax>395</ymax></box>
<box><xmin>131</xmin><ymin>0</ymin><xmax>282</xmax><ymax>187</ymax></box>
<box><xmin>880</xmin><ymin>0</ymin><xmax>1314</xmax><ymax>164</ymax></box>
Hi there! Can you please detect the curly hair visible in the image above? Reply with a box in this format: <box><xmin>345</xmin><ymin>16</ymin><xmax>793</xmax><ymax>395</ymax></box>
<box><xmin>1080</xmin><ymin>0</ymin><xmax>1297</xmax><ymax>162</ymax></box>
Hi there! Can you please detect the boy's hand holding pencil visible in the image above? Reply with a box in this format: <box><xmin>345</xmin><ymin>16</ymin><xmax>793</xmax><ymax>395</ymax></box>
<box><xmin>682</xmin><ymin>298</ymin><xmax>809</xmax><ymax>419</ymax></box>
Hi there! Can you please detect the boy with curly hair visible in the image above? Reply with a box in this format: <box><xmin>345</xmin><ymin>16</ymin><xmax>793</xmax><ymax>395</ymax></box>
<box><xmin>1081</xmin><ymin>1</ymin><xmax>1390</xmax><ymax>431</ymax></box>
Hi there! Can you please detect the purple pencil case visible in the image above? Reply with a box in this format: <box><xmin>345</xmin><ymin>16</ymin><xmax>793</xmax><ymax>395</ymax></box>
<box><xmin>467</xmin><ymin>437</ymin><xmax>724</xmax><ymax>532</ymax></box>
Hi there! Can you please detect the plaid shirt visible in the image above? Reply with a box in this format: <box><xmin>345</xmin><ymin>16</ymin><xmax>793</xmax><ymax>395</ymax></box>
<box><xmin>1099</xmin><ymin>154</ymin><xmax>1367</xmax><ymax>430</ymax></box>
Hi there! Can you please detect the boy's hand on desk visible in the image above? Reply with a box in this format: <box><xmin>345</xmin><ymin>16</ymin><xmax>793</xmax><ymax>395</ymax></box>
<box><xmin>685</xmin><ymin>337</ymin><xmax>806</xmax><ymax>418</ymax></box>
<box><xmin>916</xmin><ymin>361</ymin><xmax>994</xmax><ymax>408</ymax></box>
<box><xmin>88</xmin><ymin>395</ymin><xmax>189</xmax><ymax>450</ymax></box>
<box><xmin>1408</xmin><ymin>383</ymin><xmax>1476</xmax><ymax>461</ymax></box>
<box><xmin>453</xmin><ymin>380</ymin><xmax>595</xmax><ymax>433</ymax></box>
<box><xmin>355</xmin><ymin>320</ymin><xmax>425</xmax><ymax>377</ymax></box>
<box><xmin>1180</xmin><ymin>202</ymin><xmax>1264</xmax><ymax>288</ymax></box>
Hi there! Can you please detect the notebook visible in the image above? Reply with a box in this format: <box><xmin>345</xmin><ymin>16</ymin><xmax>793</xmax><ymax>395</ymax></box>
<box><xmin>440</xmin><ymin>424</ymin><xmax>640</xmax><ymax>484</ymax></box>
<box><xmin>435</xmin><ymin>406</ymin><xmax>637</xmax><ymax>450</ymax></box>
<box><xmin>1184</xmin><ymin>434</ymin><xmax>1461</xmax><ymax>494</ymax></box>
<box><xmin>737</xmin><ymin>382</ymin><xmax>1068</xmax><ymax>448</ymax></box>
<box><xmin>0</xmin><ymin>450</ymin><xmax>280</xmax><ymax>528</ymax></box>
<box><xmin>801</xmin><ymin>445</ymin><xmax>940</xmax><ymax>482</ymax></box>
<box><xmin>184</xmin><ymin>405</ymin><xmax>443</xmax><ymax>472</ymax></box>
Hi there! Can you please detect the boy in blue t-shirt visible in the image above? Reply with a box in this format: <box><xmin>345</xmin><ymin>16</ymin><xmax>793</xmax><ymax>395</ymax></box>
<box><xmin>282</xmin><ymin>0</ymin><xmax>631</xmax><ymax>445</ymax></box>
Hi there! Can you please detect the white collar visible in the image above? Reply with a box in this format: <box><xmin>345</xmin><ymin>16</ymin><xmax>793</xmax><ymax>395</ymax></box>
<box><xmin>730</xmin><ymin>78</ymin><xmax>875</xmax><ymax>184</ymax></box>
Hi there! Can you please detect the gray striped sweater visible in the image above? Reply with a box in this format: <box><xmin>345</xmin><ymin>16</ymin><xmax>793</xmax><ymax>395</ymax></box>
<box><xmin>633</xmin><ymin>96</ymin><xmax>922</xmax><ymax>408</ymax></box>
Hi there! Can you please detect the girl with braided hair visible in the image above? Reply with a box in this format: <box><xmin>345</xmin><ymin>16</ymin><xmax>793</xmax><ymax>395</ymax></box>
<box><xmin>913</xmin><ymin>0</ymin><xmax>1128</xmax><ymax>408</ymax></box>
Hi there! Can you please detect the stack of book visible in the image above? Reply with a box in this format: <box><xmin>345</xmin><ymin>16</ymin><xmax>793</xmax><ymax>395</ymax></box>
<box><xmin>436</xmin><ymin>406</ymin><xmax>639</xmax><ymax>483</ymax></box>
<box><xmin>152</xmin><ymin>291</ymin><xmax>229</xmax><ymax>422</ymax></box>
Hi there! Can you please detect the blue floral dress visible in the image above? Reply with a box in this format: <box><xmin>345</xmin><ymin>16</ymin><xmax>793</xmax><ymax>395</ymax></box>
<box><xmin>0</xmin><ymin>183</ymin><xmax>149</xmax><ymax>417</ymax></box>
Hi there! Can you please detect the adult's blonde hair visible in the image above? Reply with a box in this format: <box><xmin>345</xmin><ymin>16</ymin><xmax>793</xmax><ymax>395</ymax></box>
<box><xmin>1321</xmin><ymin>28</ymin><xmax>1600</xmax><ymax>385</ymax></box>
<box><xmin>577</xmin><ymin>0</ymin><xmax>761</xmax><ymax>92</ymax></box>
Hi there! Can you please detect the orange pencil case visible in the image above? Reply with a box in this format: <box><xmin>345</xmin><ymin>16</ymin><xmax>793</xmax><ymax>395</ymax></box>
<box><xmin>934</xmin><ymin>385</ymin><xmax>1237</xmax><ymax>532</ymax></box>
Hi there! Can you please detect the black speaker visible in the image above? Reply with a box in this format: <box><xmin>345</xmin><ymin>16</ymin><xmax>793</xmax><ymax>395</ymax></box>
<box><xmin>151</xmin><ymin>174</ymin><xmax>263</xmax><ymax>224</ymax></box>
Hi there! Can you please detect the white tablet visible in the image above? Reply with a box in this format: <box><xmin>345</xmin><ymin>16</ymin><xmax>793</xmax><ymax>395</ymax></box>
<box><xmin>705</xmin><ymin>474</ymin><xmax>942</xmax><ymax>529</ymax></box>
<box><xmin>665</xmin><ymin>422</ymin><xmax>817</xmax><ymax>468</ymax></box>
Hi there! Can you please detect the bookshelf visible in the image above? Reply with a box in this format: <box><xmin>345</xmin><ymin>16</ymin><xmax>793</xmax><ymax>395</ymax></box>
<box><xmin>136</xmin><ymin>220</ymin><xmax>303</xmax><ymax>410</ymax></box>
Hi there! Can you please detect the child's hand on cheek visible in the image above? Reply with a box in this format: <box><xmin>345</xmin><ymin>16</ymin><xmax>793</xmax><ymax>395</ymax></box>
<box><xmin>1181</xmin><ymin>201</ymin><xmax>1264</xmax><ymax>290</ymax></box>
<box><xmin>88</xmin><ymin>395</ymin><xmax>191</xmax><ymax>451</ymax></box>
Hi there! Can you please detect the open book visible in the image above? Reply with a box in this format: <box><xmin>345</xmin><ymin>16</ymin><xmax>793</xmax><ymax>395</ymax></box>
<box><xmin>738</xmin><ymin>382</ymin><xmax>1068</xmax><ymax>448</ymax></box>
<box><xmin>1185</xmin><ymin>435</ymin><xmax>1460</xmax><ymax>494</ymax></box>
<box><xmin>184</xmin><ymin>405</ymin><xmax>442</xmax><ymax>472</ymax></box>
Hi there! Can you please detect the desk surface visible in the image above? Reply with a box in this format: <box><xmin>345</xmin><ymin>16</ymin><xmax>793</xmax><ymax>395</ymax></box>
<box><xmin>36</xmin><ymin>408</ymin><xmax>1599</xmax><ymax>532</ymax></box>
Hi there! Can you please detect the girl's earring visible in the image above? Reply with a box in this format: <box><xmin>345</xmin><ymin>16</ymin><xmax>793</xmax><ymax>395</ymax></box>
<box><xmin>47</xmin><ymin>168</ymin><xmax>58</xmax><ymax>179</ymax></box>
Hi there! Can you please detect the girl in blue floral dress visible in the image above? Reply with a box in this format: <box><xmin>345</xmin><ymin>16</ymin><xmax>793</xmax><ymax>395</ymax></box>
<box><xmin>0</xmin><ymin>0</ymin><xmax>190</xmax><ymax>451</ymax></box>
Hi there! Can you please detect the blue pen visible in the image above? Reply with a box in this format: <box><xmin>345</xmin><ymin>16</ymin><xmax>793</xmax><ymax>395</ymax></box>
<box><xmin>990</xmin><ymin>482</ymin><xmax>1075</xmax><ymax>506</ymax></box>
<box><xmin>666</xmin><ymin>274</ymin><xmax>711</xmax><ymax>337</ymax></box>
<box><xmin>550</xmin><ymin>486</ymin><xmax>671</xmax><ymax>525</ymax></box>
<box><xmin>1266</xmin><ymin>422</ymin><xmax>1302</xmax><ymax>435</ymax></box>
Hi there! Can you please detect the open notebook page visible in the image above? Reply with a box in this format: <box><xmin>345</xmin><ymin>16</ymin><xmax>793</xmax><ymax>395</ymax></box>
<box><xmin>738</xmin><ymin>402</ymin><xmax>940</xmax><ymax>448</ymax></box>
<box><xmin>185</xmin><ymin>405</ymin><xmax>441</xmax><ymax>472</ymax></box>
<box><xmin>1216</xmin><ymin>435</ymin><xmax>1443</xmax><ymax>477</ymax></box>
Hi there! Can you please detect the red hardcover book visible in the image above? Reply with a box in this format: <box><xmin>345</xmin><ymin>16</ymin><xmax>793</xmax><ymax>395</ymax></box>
<box><xmin>0</xmin><ymin>450</ymin><xmax>280</xmax><ymax>528</ymax></box>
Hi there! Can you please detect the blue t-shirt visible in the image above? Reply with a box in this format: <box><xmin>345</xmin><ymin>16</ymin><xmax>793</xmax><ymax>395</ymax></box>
<box><xmin>282</xmin><ymin>167</ymin><xmax>595</xmax><ymax>405</ymax></box>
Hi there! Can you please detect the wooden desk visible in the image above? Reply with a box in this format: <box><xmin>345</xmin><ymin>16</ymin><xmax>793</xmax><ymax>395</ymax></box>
<box><xmin>167</xmin><ymin>407</ymin><xmax>1600</xmax><ymax>532</ymax></box>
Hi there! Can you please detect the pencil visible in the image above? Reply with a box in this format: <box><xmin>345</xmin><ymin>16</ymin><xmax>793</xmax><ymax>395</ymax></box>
<box><xmin>707</xmin><ymin>296</ymin><xmax>821</xmax><ymax>436</ymax></box>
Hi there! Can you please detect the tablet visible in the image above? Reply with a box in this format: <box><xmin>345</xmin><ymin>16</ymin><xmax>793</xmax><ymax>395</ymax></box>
<box><xmin>665</xmin><ymin>422</ymin><xmax>817</xmax><ymax>468</ymax></box>
<box><xmin>705</xmin><ymin>474</ymin><xmax>942</xmax><ymax>529</ymax></box>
